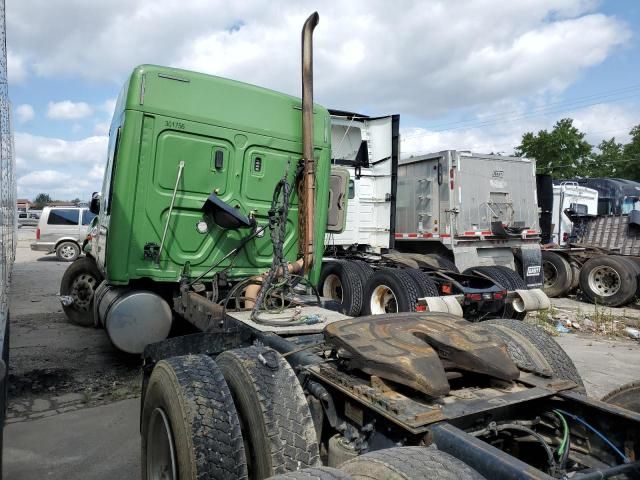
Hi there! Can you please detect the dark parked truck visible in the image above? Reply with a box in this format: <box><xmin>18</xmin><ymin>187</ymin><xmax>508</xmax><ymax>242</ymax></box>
<box><xmin>59</xmin><ymin>12</ymin><xmax>640</xmax><ymax>480</ymax></box>
<box><xmin>537</xmin><ymin>177</ymin><xmax>640</xmax><ymax>307</ymax></box>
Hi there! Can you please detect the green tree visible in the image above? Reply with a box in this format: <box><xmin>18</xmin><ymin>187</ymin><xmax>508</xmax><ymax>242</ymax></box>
<box><xmin>33</xmin><ymin>193</ymin><xmax>52</xmax><ymax>209</ymax></box>
<box><xmin>619</xmin><ymin>125</ymin><xmax>640</xmax><ymax>180</ymax></box>
<box><xmin>515</xmin><ymin>118</ymin><xmax>592</xmax><ymax>178</ymax></box>
<box><xmin>583</xmin><ymin>138</ymin><xmax>624</xmax><ymax>177</ymax></box>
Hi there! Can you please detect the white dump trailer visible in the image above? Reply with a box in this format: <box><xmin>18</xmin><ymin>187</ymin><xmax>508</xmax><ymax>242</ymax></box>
<box><xmin>395</xmin><ymin>151</ymin><xmax>542</xmax><ymax>285</ymax></box>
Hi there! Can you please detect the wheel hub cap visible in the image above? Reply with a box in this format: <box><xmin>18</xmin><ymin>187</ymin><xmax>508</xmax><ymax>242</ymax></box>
<box><xmin>370</xmin><ymin>284</ymin><xmax>398</xmax><ymax>314</ymax></box>
<box><xmin>588</xmin><ymin>265</ymin><xmax>621</xmax><ymax>297</ymax></box>
<box><xmin>70</xmin><ymin>274</ymin><xmax>97</xmax><ymax>311</ymax></box>
<box><xmin>147</xmin><ymin>408</ymin><xmax>177</xmax><ymax>480</ymax></box>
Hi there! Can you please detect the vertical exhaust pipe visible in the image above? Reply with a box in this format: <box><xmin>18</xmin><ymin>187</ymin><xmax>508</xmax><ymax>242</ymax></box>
<box><xmin>301</xmin><ymin>12</ymin><xmax>319</xmax><ymax>273</ymax></box>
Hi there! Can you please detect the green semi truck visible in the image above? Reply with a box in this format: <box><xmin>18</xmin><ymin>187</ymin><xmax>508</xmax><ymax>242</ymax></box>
<box><xmin>56</xmin><ymin>13</ymin><xmax>640</xmax><ymax>480</ymax></box>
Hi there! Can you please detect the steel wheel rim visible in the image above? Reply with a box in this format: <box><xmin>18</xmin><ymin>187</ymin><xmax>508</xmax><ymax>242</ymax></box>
<box><xmin>322</xmin><ymin>273</ymin><xmax>343</xmax><ymax>301</ymax></box>
<box><xmin>588</xmin><ymin>265</ymin><xmax>621</xmax><ymax>297</ymax></box>
<box><xmin>70</xmin><ymin>273</ymin><xmax>97</xmax><ymax>311</ymax></box>
<box><xmin>147</xmin><ymin>407</ymin><xmax>177</xmax><ymax>480</ymax></box>
<box><xmin>60</xmin><ymin>244</ymin><xmax>77</xmax><ymax>259</ymax></box>
<box><xmin>543</xmin><ymin>260</ymin><xmax>558</xmax><ymax>288</ymax></box>
<box><xmin>370</xmin><ymin>284</ymin><xmax>398</xmax><ymax>314</ymax></box>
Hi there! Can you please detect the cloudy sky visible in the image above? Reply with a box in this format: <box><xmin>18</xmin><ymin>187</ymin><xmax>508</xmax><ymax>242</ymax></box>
<box><xmin>7</xmin><ymin>0</ymin><xmax>640</xmax><ymax>200</ymax></box>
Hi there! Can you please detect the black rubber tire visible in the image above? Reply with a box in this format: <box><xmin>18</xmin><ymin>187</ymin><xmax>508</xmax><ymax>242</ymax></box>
<box><xmin>601</xmin><ymin>380</ymin><xmax>640</xmax><ymax>413</ymax></box>
<box><xmin>427</xmin><ymin>254</ymin><xmax>459</xmax><ymax>273</ymax></box>
<box><xmin>55</xmin><ymin>240</ymin><xmax>80</xmax><ymax>262</ymax></box>
<box><xmin>340</xmin><ymin>446</ymin><xmax>485</xmax><ymax>480</ymax></box>
<box><xmin>349</xmin><ymin>260</ymin><xmax>375</xmax><ymax>285</ymax></box>
<box><xmin>362</xmin><ymin>268</ymin><xmax>422</xmax><ymax>315</ymax></box>
<box><xmin>462</xmin><ymin>265</ymin><xmax>526</xmax><ymax>319</ymax></box>
<box><xmin>484</xmin><ymin>319</ymin><xmax>585</xmax><ymax>388</ymax></box>
<box><xmin>217</xmin><ymin>346</ymin><xmax>320</xmax><ymax>478</ymax></box>
<box><xmin>267</xmin><ymin>467</ymin><xmax>352</xmax><ymax>480</ymax></box>
<box><xmin>569</xmin><ymin>261</ymin><xmax>581</xmax><ymax>292</ymax></box>
<box><xmin>59</xmin><ymin>256</ymin><xmax>103</xmax><ymax>327</ymax></box>
<box><xmin>578</xmin><ymin>255</ymin><xmax>637</xmax><ymax>307</ymax></box>
<box><xmin>318</xmin><ymin>260</ymin><xmax>364</xmax><ymax>316</ymax></box>
<box><xmin>613</xmin><ymin>256</ymin><xmax>640</xmax><ymax>293</ymax></box>
<box><xmin>403</xmin><ymin>268</ymin><xmax>439</xmax><ymax>297</ymax></box>
<box><xmin>541</xmin><ymin>251</ymin><xmax>573</xmax><ymax>298</ymax></box>
<box><xmin>141</xmin><ymin>354</ymin><xmax>248</xmax><ymax>480</ymax></box>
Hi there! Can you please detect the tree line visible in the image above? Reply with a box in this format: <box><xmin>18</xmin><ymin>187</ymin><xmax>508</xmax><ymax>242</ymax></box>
<box><xmin>516</xmin><ymin>119</ymin><xmax>640</xmax><ymax>180</ymax></box>
<box><xmin>31</xmin><ymin>193</ymin><xmax>83</xmax><ymax>209</ymax></box>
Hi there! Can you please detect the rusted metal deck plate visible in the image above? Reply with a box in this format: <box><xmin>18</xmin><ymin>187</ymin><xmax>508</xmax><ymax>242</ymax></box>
<box><xmin>307</xmin><ymin>363</ymin><xmax>555</xmax><ymax>434</ymax></box>
<box><xmin>225</xmin><ymin>306</ymin><xmax>349</xmax><ymax>334</ymax></box>
<box><xmin>324</xmin><ymin>312</ymin><xmax>519</xmax><ymax>397</ymax></box>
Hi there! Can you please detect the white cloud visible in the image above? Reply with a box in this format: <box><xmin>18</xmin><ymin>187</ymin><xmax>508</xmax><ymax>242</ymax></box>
<box><xmin>14</xmin><ymin>104</ymin><xmax>35</xmax><ymax>124</ymax></box>
<box><xmin>6</xmin><ymin>1</ymin><xmax>631</xmax><ymax>118</ymax></box>
<box><xmin>7</xmin><ymin>50</ymin><xmax>27</xmax><ymax>84</ymax></box>
<box><xmin>15</xmin><ymin>132</ymin><xmax>107</xmax><ymax>165</ymax></box>
<box><xmin>47</xmin><ymin>100</ymin><xmax>93</xmax><ymax>120</ymax></box>
<box><xmin>101</xmin><ymin>98</ymin><xmax>117</xmax><ymax>116</ymax></box>
<box><xmin>93</xmin><ymin>121</ymin><xmax>110</xmax><ymax>136</ymax></box>
<box><xmin>13</xmin><ymin>132</ymin><xmax>107</xmax><ymax>199</ymax></box>
<box><xmin>400</xmin><ymin>101</ymin><xmax>640</xmax><ymax>157</ymax></box>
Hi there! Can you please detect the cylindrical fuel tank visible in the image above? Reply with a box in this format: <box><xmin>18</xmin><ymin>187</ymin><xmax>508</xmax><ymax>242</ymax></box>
<box><xmin>95</xmin><ymin>283</ymin><xmax>172</xmax><ymax>354</ymax></box>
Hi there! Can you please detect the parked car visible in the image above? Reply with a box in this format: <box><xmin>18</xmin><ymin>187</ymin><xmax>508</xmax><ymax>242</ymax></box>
<box><xmin>17</xmin><ymin>211</ymin><xmax>39</xmax><ymax>227</ymax></box>
<box><xmin>31</xmin><ymin>207</ymin><xmax>96</xmax><ymax>261</ymax></box>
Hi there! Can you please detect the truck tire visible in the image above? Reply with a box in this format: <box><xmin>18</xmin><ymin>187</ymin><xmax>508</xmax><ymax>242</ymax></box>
<box><xmin>484</xmin><ymin>319</ymin><xmax>584</xmax><ymax>389</ymax></box>
<box><xmin>404</xmin><ymin>268</ymin><xmax>439</xmax><ymax>297</ymax></box>
<box><xmin>427</xmin><ymin>254</ymin><xmax>459</xmax><ymax>273</ymax></box>
<box><xmin>579</xmin><ymin>256</ymin><xmax>637</xmax><ymax>307</ymax></box>
<box><xmin>267</xmin><ymin>467</ymin><xmax>352</xmax><ymax>480</ymax></box>
<box><xmin>141</xmin><ymin>354</ymin><xmax>248</xmax><ymax>480</ymax></box>
<box><xmin>541</xmin><ymin>251</ymin><xmax>572</xmax><ymax>298</ymax></box>
<box><xmin>569</xmin><ymin>261</ymin><xmax>580</xmax><ymax>292</ymax></box>
<box><xmin>601</xmin><ymin>380</ymin><xmax>640</xmax><ymax>413</ymax></box>
<box><xmin>462</xmin><ymin>266</ymin><xmax>526</xmax><ymax>319</ymax></box>
<box><xmin>340</xmin><ymin>446</ymin><xmax>485</xmax><ymax>480</ymax></box>
<box><xmin>59</xmin><ymin>256</ymin><xmax>104</xmax><ymax>327</ymax></box>
<box><xmin>56</xmin><ymin>241</ymin><xmax>80</xmax><ymax>262</ymax></box>
<box><xmin>217</xmin><ymin>346</ymin><xmax>320</xmax><ymax>478</ymax></box>
<box><xmin>318</xmin><ymin>261</ymin><xmax>364</xmax><ymax>316</ymax></box>
<box><xmin>363</xmin><ymin>269</ymin><xmax>422</xmax><ymax>315</ymax></box>
<box><xmin>350</xmin><ymin>260</ymin><xmax>374</xmax><ymax>285</ymax></box>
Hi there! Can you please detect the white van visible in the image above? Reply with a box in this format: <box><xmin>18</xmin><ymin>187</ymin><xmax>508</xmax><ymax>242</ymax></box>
<box><xmin>30</xmin><ymin>207</ymin><xmax>96</xmax><ymax>261</ymax></box>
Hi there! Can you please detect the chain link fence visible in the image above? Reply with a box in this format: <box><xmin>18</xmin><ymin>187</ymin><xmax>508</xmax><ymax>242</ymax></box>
<box><xmin>0</xmin><ymin>0</ymin><xmax>16</xmax><ymax>453</ymax></box>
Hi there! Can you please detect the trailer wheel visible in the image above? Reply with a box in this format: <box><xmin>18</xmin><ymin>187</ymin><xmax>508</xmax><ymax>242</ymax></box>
<box><xmin>484</xmin><ymin>319</ymin><xmax>584</xmax><ymax>388</ymax></box>
<box><xmin>141</xmin><ymin>354</ymin><xmax>247</xmax><ymax>480</ymax></box>
<box><xmin>579</xmin><ymin>256</ymin><xmax>637</xmax><ymax>307</ymax></box>
<box><xmin>267</xmin><ymin>467</ymin><xmax>352</xmax><ymax>480</ymax></box>
<box><xmin>541</xmin><ymin>251</ymin><xmax>572</xmax><ymax>298</ymax></box>
<box><xmin>363</xmin><ymin>269</ymin><xmax>422</xmax><ymax>315</ymax></box>
<box><xmin>318</xmin><ymin>261</ymin><xmax>364</xmax><ymax>316</ymax></box>
<box><xmin>404</xmin><ymin>268</ymin><xmax>439</xmax><ymax>297</ymax></box>
<box><xmin>59</xmin><ymin>256</ymin><xmax>103</xmax><ymax>327</ymax></box>
<box><xmin>217</xmin><ymin>346</ymin><xmax>320</xmax><ymax>478</ymax></box>
<box><xmin>601</xmin><ymin>380</ymin><xmax>640</xmax><ymax>413</ymax></box>
<box><xmin>340</xmin><ymin>446</ymin><xmax>485</xmax><ymax>480</ymax></box>
<box><xmin>462</xmin><ymin>266</ymin><xmax>526</xmax><ymax>319</ymax></box>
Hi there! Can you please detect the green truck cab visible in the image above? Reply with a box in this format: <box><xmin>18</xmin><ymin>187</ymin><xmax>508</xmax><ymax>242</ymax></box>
<box><xmin>60</xmin><ymin>63</ymin><xmax>333</xmax><ymax>352</ymax></box>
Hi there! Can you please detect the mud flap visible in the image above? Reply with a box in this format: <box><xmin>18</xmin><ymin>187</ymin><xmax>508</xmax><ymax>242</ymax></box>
<box><xmin>517</xmin><ymin>244</ymin><xmax>543</xmax><ymax>288</ymax></box>
<box><xmin>511</xmin><ymin>289</ymin><xmax>550</xmax><ymax>313</ymax></box>
<box><xmin>419</xmin><ymin>296</ymin><xmax>464</xmax><ymax>317</ymax></box>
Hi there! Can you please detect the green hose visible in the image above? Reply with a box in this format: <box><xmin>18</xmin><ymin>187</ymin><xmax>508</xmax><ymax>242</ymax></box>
<box><xmin>553</xmin><ymin>410</ymin><xmax>569</xmax><ymax>457</ymax></box>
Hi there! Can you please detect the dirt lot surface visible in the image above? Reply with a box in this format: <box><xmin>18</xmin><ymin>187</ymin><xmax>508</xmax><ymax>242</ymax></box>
<box><xmin>3</xmin><ymin>227</ymin><xmax>640</xmax><ymax>479</ymax></box>
<box><xmin>6</xmin><ymin>228</ymin><xmax>141</xmax><ymax>422</ymax></box>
